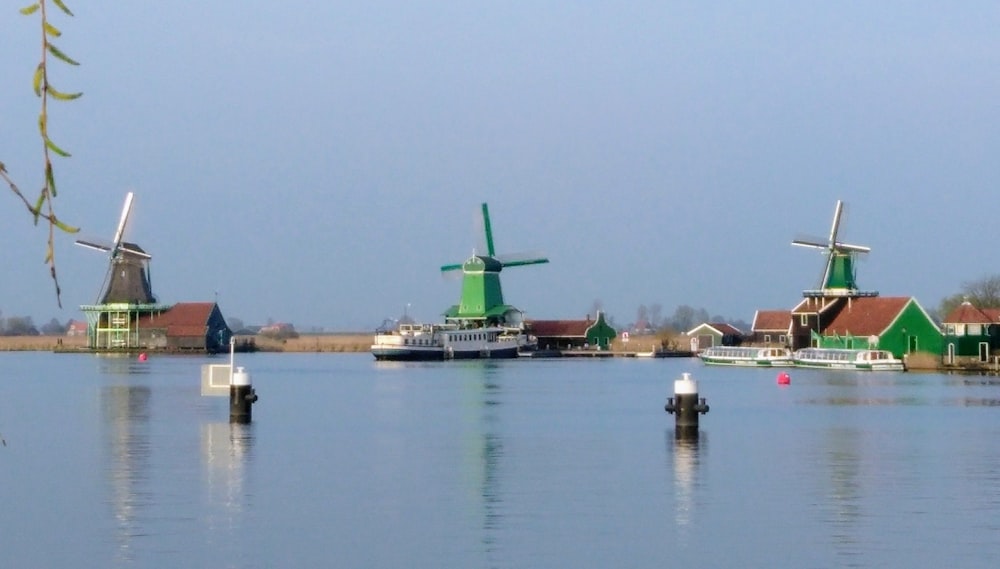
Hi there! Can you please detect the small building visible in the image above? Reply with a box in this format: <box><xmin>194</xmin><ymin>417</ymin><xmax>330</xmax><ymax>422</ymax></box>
<box><xmin>941</xmin><ymin>301</ymin><xmax>1000</xmax><ymax>367</ymax></box>
<box><xmin>65</xmin><ymin>319</ymin><xmax>89</xmax><ymax>337</ymax></box>
<box><xmin>686</xmin><ymin>322</ymin><xmax>743</xmax><ymax>352</ymax></box>
<box><xmin>135</xmin><ymin>302</ymin><xmax>232</xmax><ymax>353</ymax></box>
<box><xmin>526</xmin><ymin>311</ymin><xmax>617</xmax><ymax>350</ymax></box>
<box><xmin>794</xmin><ymin>296</ymin><xmax>941</xmax><ymax>359</ymax></box>
<box><xmin>749</xmin><ymin>310</ymin><xmax>792</xmax><ymax>346</ymax></box>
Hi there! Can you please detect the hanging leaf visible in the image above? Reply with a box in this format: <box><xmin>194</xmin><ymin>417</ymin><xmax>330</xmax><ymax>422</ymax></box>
<box><xmin>38</xmin><ymin>111</ymin><xmax>48</xmax><ymax>136</ymax></box>
<box><xmin>32</xmin><ymin>63</ymin><xmax>44</xmax><ymax>97</ymax></box>
<box><xmin>52</xmin><ymin>0</ymin><xmax>74</xmax><ymax>17</ymax></box>
<box><xmin>45</xmin><ymin>138</ymin><xmax>71</xmax><ymax>157</ymax></box>
<box><xmin>53</xmin><ymin>217</ymin><xmax>80</xmax><ymax>234</ymax></box>
<box><xmin>45</xmin><ymin>243</ymin><xmax>53</xmax><ymax>264</ymax></box>
<box><xmin>45</xmin><ymin>161</ymin><xmax>56</xmax><ymax>196</ymax></box>
<box><xmin>46</xmin><ymin>43</ymin><xmax>80</xmax><ymax>66</ymax></box>
<box><xmin>47</xmin><ymin>86</ymin><xmax>83</xmax><ymax>101</ymax></box>
<box><xmin>43</xmin><ymin>21</ymin><xmax>62</xmax><ymax>38</ymax></box>
<box><xmin>33</xmin><ymin>192</ymin><xmax>46</xmax><ymax>223</ymax></box>
<box><xmin>19</xmin><ymin>3</ymin><xmax>40</xmax><ymax>15</ymax></box>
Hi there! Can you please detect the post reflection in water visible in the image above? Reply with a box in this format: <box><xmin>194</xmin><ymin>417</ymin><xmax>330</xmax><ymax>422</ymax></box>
<box><xmin>100</xmin><ymin>383</ymin><xmax>152</xmax><ymax>566</ymax></box>
<box><xmin>202</xmin><ymin>421</ymin><xmax>255</xmax><ymax>538</ymax></box>
<box><xmin>460</xmin><ymin>361</ymin><xmax>505</xmax><ymax>561</ymax></box>
<box><xmin>666</xmin><ymin>428</ymin><xmax>706</xmax><ymax>540</ymax></box>
<box><xmin>820</xmin><ymin>427</ymin><xmax>864</xmax><ymax>562</ymax></box>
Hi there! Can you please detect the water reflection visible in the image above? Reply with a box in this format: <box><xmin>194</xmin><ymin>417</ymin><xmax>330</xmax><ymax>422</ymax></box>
<box><xmin>98</xmin><ymin>355</ymin><xmax>152</xmax><ymax>376</ymax></box>
<box><xmin>202</xmin><ymin>422</ymin><xmax>255</xmax><ymax>535</ymax></box>
<box><xmin>457</xmin><ymin>362</ymin><xmax>505</xmax><ymax>560</ymax></box>
<box><xmin>665</xmin><ymin>429</ymin><xmax>706</xmax><ymax>539</ymax></box>
<box><xmin>819</xmin><ymin>427</ymin><xmax>865</xmax><ymax>565</ymax></box>
<box><xmin>101</xmin><ymin>384</ymin><xmax>152</xmax><ymax>565</ymax></box>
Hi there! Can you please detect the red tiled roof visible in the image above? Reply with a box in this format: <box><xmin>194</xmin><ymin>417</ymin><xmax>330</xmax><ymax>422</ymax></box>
<box><xmin>137</xmin><ymin>302</ymin><xmax>217</xmax><ymax>333</ymax></box>
<box><xmin>822</xmin><ymin>296</ymin><xmax>910</xmax><ymax>337</ymax></box>
<box><xmin>943</xmin><ymin>302</ymin><xmax>995</xmax><ymax>324</ymax></box>
<box><xmin>527</xmin><ymin>319</ymin><xmax>592</xmax><ymax>337</ymax></box>
<box><xmin>752</xmin><ymin>310</ymin><xmax>791</xmax><ymax>332</ymax></box>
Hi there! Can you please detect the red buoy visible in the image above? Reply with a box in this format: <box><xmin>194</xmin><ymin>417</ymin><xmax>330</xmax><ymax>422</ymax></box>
<box><xmin>777</xmin><ymin>371</ymin><xmax>790</xmax><ymax>385</ymax></box>
<box><xmin>138</xmin><ymin>353</ymin><xmax>148</xmax><ymax>362</ymax></box>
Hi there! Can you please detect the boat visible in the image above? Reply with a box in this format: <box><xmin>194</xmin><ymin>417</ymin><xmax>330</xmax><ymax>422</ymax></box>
<box><xmin>791</xmin><ymin>348</ymin><xmax>905</xmax><ymax>371</ymax></box>
<box><xmin>371</xmin><ymin>322</ymin><xmax>533</xmax><ymax>361</ymax></box>
<box><xmin>697</xmin><ymin>346</ymin><xmax>794</xmax><ymax>367</ymax></box>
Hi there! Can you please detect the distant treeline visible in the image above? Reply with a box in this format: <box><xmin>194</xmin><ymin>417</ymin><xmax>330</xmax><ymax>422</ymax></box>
<box><xmin>0</xmin><ymin>312</ymin><xmax>68</xmax><ymax>336</ymax></box>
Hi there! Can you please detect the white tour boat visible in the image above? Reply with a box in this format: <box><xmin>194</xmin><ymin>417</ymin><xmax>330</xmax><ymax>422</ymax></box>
<box><xmin>371</xmin><ymin>322</ymin><xmax>533</xmax><ymax>361</ymax></box>
<box><xmin>791</xmin><ymin>348</ymin><xmax>905</xmax><ymax>371</ymax></box>
<box><xmin>698</xmin><ymin>346</ymin><xmax>794</xmax><ymax>367</ymax></box>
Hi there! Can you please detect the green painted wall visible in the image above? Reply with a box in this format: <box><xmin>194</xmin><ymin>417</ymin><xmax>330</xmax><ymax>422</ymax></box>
<box><xmin>943</xmin><ymin>325</ymin><xmax>1000</xmax><ymax>358</ymax></box>
<box><xmin>879</xmin><ymin>300</ymin><xmax>942</xmax><ymax>357</ymax></box>
<box><xmin>585</xmin><ymin>313</ymin><xmax>617</xmax><ymax>349</ymax></box>
<box><xmin>817</xmin><ymin>299</ymin><xmax>941</xmax><ymax>358</ymax></box>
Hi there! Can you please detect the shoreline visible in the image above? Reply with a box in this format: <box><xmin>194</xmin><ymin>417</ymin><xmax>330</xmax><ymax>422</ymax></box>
<box><xmin>0</xmin><ymin>334</ymin><xmax>375</xmax><ymax>353</ymax></box>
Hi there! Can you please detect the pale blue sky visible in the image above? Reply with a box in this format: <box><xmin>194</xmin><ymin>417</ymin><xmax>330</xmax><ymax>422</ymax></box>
<box><xmin>3</xmin><ymin>2</ymin><xmax>999</xmax><ymax>330</ymax></box>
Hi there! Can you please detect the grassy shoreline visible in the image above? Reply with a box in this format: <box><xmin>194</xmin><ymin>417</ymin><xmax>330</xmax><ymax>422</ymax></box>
<box><xmin>0</xmin><ymin>334</ymin><xmax>374</xmax><ymax>353</ymax></box>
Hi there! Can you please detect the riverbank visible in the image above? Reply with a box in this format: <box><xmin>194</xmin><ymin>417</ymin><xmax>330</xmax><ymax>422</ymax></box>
<box><xmin>0</xmin><ymin>334</ymin><xmax>374</xmax><ymax>353</ymax></box>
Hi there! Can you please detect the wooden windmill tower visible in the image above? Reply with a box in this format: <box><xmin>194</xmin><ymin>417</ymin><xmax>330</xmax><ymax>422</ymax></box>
<box><xmin>440</xmin><ymin>203</ymin><xmax>548</xmax><ymax>328</ymax></box>
<box><xmin>792</xmin><ymin>200</ymin><xmax>878</xmax><ymax>298</ymax></box>
<box><xmin>77</xmin><ymin>192</ymin><xmax>166</xmax><ymax>350</ymax></box>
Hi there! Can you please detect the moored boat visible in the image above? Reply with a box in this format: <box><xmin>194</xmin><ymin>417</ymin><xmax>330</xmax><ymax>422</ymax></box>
<box><xmin>698</xmin><ymin>346</ymin><xmax>794</xmax><ymax>367</ymax></box>
<box><xmin>371</xmin><ymin>322</ymin><xmax>532</xmax><ymax>361</ymax></box>
<box><xmin>792</xmin><ymin>348</ymin><xmax>905</xmax><ymax>371</ymax></box>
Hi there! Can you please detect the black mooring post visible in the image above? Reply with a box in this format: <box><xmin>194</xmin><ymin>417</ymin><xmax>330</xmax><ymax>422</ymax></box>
<box><xmin>665</xmin><ymin>372</ymin><xmax>709</xmax><ymax>431</ymax></box>
<box><xmin>230</xmin><ymin>366</ymin><xmax>258</xmax><ymax>424</ymax></box>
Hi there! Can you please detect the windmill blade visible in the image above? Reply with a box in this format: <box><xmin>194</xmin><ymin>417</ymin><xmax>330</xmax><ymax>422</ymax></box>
<box><xmin>75</xmin><ymin>239</ymin><xmax>113</xmax><ymax>253</ymax></box>
<box><xmin>440</xmin><ymin>263</ymin><xmax>463</xmax><ymax>273</ymax></box>
<box><xmin>828</xmin><ymin>199</ymin><xmax>844</xmax><ymax>246</ymax></box>
<box><xmin>496</xmin><ymin>251</ymin><xmax>549</xmax><ymax>267</ymax></box>
<box><xmin>833</xmin><ymin>242</ymin><xmax>871</xmax><ymax>253</ymax></box>
<box><xmin>119</xmin><ymin>244</ymin><xmax>152</xmax><ymax>259</ymax></box>
<box><xmin>480</xmin><ymin>203</ymin><xmax>496</xmax><ymax>257</ymax></box>
<box><xmin>791</xmin><ymin>238</ymin><xmax>828</xmax><ymax>250</ymax></box>
<box><xmin>112</xmin><ymin>191</ymin><xmax>136</xmax><ymax>248</ymax></box>
<box><xmin>501</xmin><ymin>258</ymin><xmax>549</xmax><ymax>268</ymax></box>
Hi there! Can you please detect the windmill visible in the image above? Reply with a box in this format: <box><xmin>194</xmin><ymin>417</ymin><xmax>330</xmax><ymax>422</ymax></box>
<box><xmin>440</xmin><ymin>203</ymin><xmax>548</xmax><ymax>326</ymax></box>
<box><xmin>792</xmin><ymin>200</ymin><xmax>875</xmax><ymax>298</ymax></box>
<box><xmin>76</xmin><ymin>192</ymin><xmax>157</xmax><ymax>305</ymax></box>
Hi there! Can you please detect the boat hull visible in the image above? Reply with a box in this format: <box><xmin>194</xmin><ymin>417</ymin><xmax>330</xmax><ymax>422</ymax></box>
<box><xmin>372</xmin><ymin>345</ymin><xmax>520</xmax><ymax>361</ymax></box>
<box><xmin>791</xmin><ymin>348</ymin><xmax>905</xmax><ymax>371</ymax></box>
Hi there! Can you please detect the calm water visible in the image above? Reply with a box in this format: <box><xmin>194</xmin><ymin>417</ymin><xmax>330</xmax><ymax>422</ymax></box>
<box><xmin>2</xmin><ymin>352</ymin><xmax>999</xmax><ymax>568</ymax></box>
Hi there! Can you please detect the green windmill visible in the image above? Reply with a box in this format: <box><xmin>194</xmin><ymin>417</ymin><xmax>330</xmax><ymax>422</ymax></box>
<box><xmin>792</xmin><ymin>200</ymin><xmax>876</xmax><ymax>298</ymax></box>
<box><xmin>440</xmin><ymin>203</ymin><xmax>548</xmax><ymax>328</ymax></box>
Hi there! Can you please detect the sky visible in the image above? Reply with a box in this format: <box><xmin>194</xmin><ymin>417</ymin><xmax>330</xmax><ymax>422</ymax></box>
<box><xmin>2</xmin><ymin>2</ymin><xmax>1000</xmax><ymax>331</ymax></box>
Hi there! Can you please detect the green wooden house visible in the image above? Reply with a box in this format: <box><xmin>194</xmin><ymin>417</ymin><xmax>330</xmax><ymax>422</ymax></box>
<box><xmin>940</xmin><ymin>301</ymin><xmax>1000</xmax><ymax>366</ymax></box>
<box><xmin>527</xmin><ymin>311</ymin><xmax>617</xmax><ymax>350</ymax></box>
<box><xmin>686</xmin><ymin>322</ymin><xmax>744</xmax><ymax>351</ymax></box>
<box><xmin>792</xmin><ymin>296</ymin><xmax>941</xmax><ymax>359</ymax></box>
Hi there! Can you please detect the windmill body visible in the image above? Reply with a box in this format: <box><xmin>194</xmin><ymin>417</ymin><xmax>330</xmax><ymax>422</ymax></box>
<box><xmin>77</xmin><ymin>192</ymin><xmax>168</xmax><ymax>350</ymax></box>
<box><xmin>371</xmin><ymin>203</ymin><xmax>549</xmax><ymax>361</ymax></box>
<box><xmin>792</xmin><ymin>200</ymin><xmax>877</xmax><ymax>299</ymax></box>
